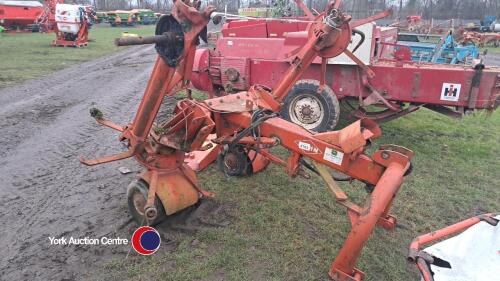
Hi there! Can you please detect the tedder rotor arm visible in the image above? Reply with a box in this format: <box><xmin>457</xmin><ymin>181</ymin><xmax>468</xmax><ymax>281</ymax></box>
<box><xmin>81</xmin><ymin>0</ymin><xmax>218</xmax><ymax>220</ymax></box>
<box><xmin>272</xmin><ymin>2</ymin><xmax>353</xmax><ymax>103</ymax></box>
<box><xmin>80</xmin><ymin>0</ymin><xmax>216</xmax><ymax>165</ymax></box>
<box><xmin>81</xmin><ymin>1</ymin><xmax>414</xmax><ymax>280</ymax></box>
<box><xmin>271</xmin><ymin>3</ymin><xmax>391</xmax><ymax>103</ymax></box>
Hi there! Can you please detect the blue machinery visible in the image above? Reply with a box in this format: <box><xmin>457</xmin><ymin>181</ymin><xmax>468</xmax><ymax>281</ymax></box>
<box><xmin>397</xmin><ymin>32</ymin><xmax>479</xmax><ymax>65</ymax></box>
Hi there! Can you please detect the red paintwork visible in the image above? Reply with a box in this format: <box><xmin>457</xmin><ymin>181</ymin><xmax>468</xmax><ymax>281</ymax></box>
<box><xmin>221</xmin><ymin>18</ymin><xmax>310</xmax><ymax>38</ymax></box>
<box><xmin>0</xmin><ymin>2</ymin><xmax>43</xmax><ymax>30</ymax></box>
<box><xmin>81</xmin><ymin>3</ymin><xmax>417</xmax><ymax>279</ymax></box>
<box><xmin>192</xmin><ymin>20</ymin><xmax>500</xmax><ymax>115</ymax></box>
<box><xmin>52</xmin><ymin>20</ymin><xmax>89</xmax><ymax>47</ymax></box>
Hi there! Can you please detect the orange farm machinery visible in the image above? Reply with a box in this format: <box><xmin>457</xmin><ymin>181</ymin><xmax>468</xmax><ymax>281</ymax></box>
<box><xmin>80</xmin><ymin>1</ymin><xmax>419</xmax><ymax>280</ymax></box>
<box><xmin>0</xmin><ymin>0</ymin><xmax>43</xmax><ymax>32</ymax></box>
<box><xmin>52</xmin><ymin>3</ymin><xmax>92</xmax><ymax>47</ymax></box>
<box><xmin>36</xmin><ymin>0</ymin><xmax>94</xmax><ymax>47</ymax></box>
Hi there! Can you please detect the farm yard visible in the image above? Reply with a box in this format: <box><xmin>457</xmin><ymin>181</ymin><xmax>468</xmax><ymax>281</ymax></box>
<box><xmin>0</xmin><ymin>25</ymin><xmax>155</xmax><ymax>88</ymax></box>
<box><xmin>1</xmin><ymin>2</ymin><xmax>500</xmax><ymax>281</ymax></box>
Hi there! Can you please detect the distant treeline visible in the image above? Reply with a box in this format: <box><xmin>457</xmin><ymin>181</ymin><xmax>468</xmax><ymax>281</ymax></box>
<box><xmin>84</xmin><ymin>0</ymin><xmax>499</xmax><ymax>20</ymax></box>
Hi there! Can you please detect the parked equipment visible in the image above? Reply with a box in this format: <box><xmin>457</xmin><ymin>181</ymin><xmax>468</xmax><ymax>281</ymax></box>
<box><xmin>0</xmin><ymin>0</ymin><xmax>43</xmax><ymax>32</ymax></box>
<box><xmin>461</xmin><ymin>31</ymin><xmax>500</xmax><ymax>47</ymax></box>
<box><xmin>35</xmin><ymin>0</ymin><xmax>93</xmax><ymax>47</ymax></box>
<box><xmin>481</xmin><ymin>16</ymin><xmax>497</xmax><ymax>32</ymax></box>
<box><xmin>52</xmin><ymin>3</ymin><xmax>91</xmax><ymax>47</ymax></box>
<box><xmin>190</xmin><ymin>10</ymin><xmax>499</xmax><ymax>132</ymax></box>
<box><xmin>397</xmin><ymin>32</ymin><xmax>480</xmax><ymax>64</ymax></box>
<box><xmin>81</xmin><ymin>1</ymin><xmax>415</xmax><ymax>281</ymax></box>
<box><xmin>95</xmin><ymin>11</ymin><xmax>108</xmax><ymax>23</ymax></box>
<box><xmin>36</xmin><ymin>0</ymin><xmax>61</xmax><ymax>32</ymax></box>
<box><xmin>131</xmin><ymin>9</ymin><xmax>156</xmax><ymax>25</ymax></box>
<box><xmin>107</xmin><ymin>10</ymin><xmax>138</xmax><ymax>27</ymax></box>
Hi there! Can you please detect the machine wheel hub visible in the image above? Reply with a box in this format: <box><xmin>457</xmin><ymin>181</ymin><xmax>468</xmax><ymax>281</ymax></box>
<box><xmin>289</xmin><ymin>95</ymin><xmax>324</xmax><ymax>129</ymax></box>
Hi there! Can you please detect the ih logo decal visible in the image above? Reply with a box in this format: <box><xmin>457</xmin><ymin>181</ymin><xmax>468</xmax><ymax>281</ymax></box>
<box><xmin>440</xmin><ymin>83</ymin><xmax>461</xmax><ymax>102</ymax></box>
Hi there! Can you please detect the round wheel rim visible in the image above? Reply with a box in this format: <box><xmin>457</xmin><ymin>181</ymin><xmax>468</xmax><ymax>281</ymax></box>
<box><xmin>288</xmin><ymin>93</ymin><xmax>325</xmax><ymax>130</ymax></box>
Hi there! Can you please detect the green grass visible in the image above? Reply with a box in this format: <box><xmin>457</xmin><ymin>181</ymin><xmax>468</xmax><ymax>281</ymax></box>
<box><xmin>101</xmin><ymin>108</ymin><xmax>499</xmax><ymax>281</ymax></box>
<box><xmin>0</xmin><ymin>24</ymin><xmax>155</xmax><ymax>88</ymax></box>
<box><xmin>486</xmin><ymin>46</ymin><xmax>500</xmax><ymax>54</ymax></box>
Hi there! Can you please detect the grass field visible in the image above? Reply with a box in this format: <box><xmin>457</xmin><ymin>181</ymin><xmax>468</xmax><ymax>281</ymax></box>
<box><xmin>486</xmin><ymin>46</ymin><xmax>500</xmax><ymax>54</ymax></box>
<box><xmin>103</xmin><ymin>98</ymin><xmax>500</xmax><ymax>281</ymax></box>
<box><xmin>0</xmin><ymin>24</ymin><xmax>155</xmax><ymax>88</ymax></box>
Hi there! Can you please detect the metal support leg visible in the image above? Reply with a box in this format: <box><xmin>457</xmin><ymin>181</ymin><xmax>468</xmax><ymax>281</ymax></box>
<box><xmin>329</xmin><ymin>162</ymin><xmax>406</xmax><ymax>281</ymax></box>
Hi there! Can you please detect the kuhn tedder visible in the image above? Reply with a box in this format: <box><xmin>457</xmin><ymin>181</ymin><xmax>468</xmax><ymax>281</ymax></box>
<box><xmin>75</xmin><ymin>0</ymin><xmax>500</xmax><ymax>280</ymax></box>
<box><xmin>190</xmin><ymin>5</ymin><xmax>500</xmax><ymax>132</ymax></box>
<box><xmin>82</xmin><ymin>1</ymin><xmax>413</xmax><ymax>280</ymax></box>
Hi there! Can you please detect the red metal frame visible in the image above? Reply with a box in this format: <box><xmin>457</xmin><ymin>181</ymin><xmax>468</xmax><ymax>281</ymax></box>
<box><xmin>461</xmin><ymin>31</ymin><xmax>500</xmax><ymax>47</ymax></box>
<box><xmin>408</xmin><ymin>213</ymin><xmax>499</xmax><ymax>281</ymax></box>
<box><xmin>52</xmin><ymin>20</ymin><xmax>89</xmax><ymax>47</ymax></box>
<box><xmin>0</xmin><ymin>1</ymin><xmax>43</xmax><ymax>31</ymax></box>
<box><xmin>190</xmin><ymin>12</ymin><xmax>499</xmax><ymax>120</ymax></box>
<box><xmin>81</xmin><ymin>1</ymin><xmax>416</xmax><ymax>280</ymax></box>
<box><xmin>36</xmin><ymin>0</ymin><xmax>62</xmax><ymax>32</ymax></box>
<box><xmin>36</xmin><ymin>0</ymin><xmax>90</xmax><ymax>47</ymax></box>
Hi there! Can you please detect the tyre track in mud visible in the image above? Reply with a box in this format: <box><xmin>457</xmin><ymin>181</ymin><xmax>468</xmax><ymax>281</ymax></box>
<box><xmin>0</xmin><ymin>45</ymin><xmax>164</xmax><ymax>280</ymax></box>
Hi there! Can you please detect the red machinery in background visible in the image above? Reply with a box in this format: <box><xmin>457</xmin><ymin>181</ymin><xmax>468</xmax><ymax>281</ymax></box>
<box><xmin>81</xmin><ymin>1</ymin><xmax>416</xmax><ymax>280</ymax></box>
<box><xmin>37</xmin><ymin>0</ymin><xmax>93</xmax><ymax>47</ymax></box>
<box><xmin>36</xmin><ymin>0</ymin><xmax>61</xmax><ymax>32</ymax></box>
<box><xmin>190</xmin><ymin>7</ymin><xmax>500</xmax><ymax>132</ymax></box>
<box><xmin>51</xmin><ymin>3</ymin><xmax>91</xmax><ymax>47</ymax></box>
<box><xmin>0</xmin><ymin>0</ymin><xmax>43</xmax><ymax>32</ymax></box>
<box><xmin>461</xmin><ymin>31</ymin><xmax>500</xmax><ymax>47</ymax></box>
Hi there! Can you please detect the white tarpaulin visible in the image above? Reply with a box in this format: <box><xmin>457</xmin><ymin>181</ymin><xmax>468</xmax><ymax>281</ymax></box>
<box><xmin>423</xmin><ymin>215</ymin><xmax>500</xmax><ymax>281</ymax></box>
<box><xmin>0</xmin><ymin>1</ymin><xmax>43</xmax><ymax>7</ymax></box>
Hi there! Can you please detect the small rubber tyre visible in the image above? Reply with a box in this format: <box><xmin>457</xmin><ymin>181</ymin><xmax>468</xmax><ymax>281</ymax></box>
<box><xmin>280</xmin><ymin>80</ymin><xmax>340</xmax><ymax>132</ymax></box>
<box><xmin>217</xmin><ymin>146</ymin><xmax>253</xmax><ymax>177</ymax></box>
<box><xmin>127</xmin><ymin>179</ymin><xmax>166</xmax><ymax>226</ymax></box>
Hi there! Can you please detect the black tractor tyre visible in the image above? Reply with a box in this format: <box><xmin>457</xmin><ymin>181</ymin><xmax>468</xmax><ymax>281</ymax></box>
<box><xmin>127</xmin><ymin>179</ymin><xmax>167</xmax><ymax>226</ymax></box>
<box><xmin>280</xmin><ymin>80</ymin><xmax>340</xmax><ymax>132</ymax></box>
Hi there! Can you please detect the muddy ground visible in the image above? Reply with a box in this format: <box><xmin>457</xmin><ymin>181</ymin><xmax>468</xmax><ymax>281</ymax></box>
<box><xmin>1</xmin><ymin>45</ymin><xmax>500</xmax><ymax>281</ymax></box>
<box><xmin>0</xmin><ymin>45</ymin><xmax>232</xmax><ymax>281</ymax></box>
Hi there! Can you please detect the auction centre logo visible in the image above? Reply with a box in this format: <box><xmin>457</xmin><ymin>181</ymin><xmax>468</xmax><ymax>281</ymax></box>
<box><xmin>131</xmin><ymin>226</ymin><xmax>161</xmax><ymax>255</ymax></box>
<box><xmin>47</xmin><ymin>226</ymin><xmax>161</xmax><ymax>256</ymax></box>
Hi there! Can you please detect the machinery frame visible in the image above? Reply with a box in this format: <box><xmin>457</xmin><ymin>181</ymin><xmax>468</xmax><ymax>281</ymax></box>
<box><xmin>190</xmin><ymin>9</ymin><xmax>499</xmax><ymax>126</ymax></box>
<box><xmin>81</xmin><ymin>1</ymin><xmax>414</xmax><ymax>280</ymax></box>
